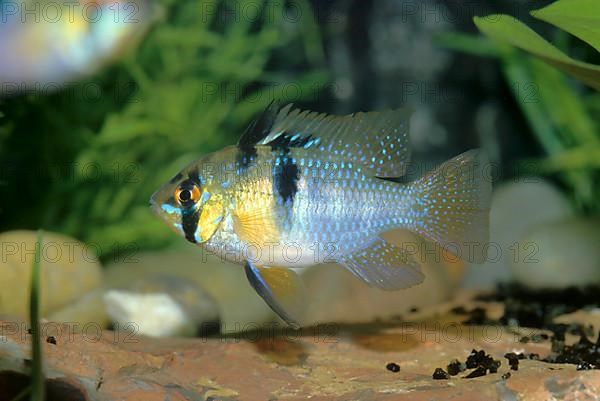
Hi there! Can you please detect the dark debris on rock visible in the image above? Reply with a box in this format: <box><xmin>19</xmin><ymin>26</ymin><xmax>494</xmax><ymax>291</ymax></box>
<box><xmin>432</xmin><ymin>368</ymin><xmax>450</xmax><ymax>380</ymax></box>
<box><xmin>439</xmin><ymin>349</ymin><xmax>503</xmax><ymax>380</ymax></box>
<box><xmin>460</xmin><ymin>283</ymin><xmax>600</xmax><ymax>371</ymax></box>
<box><xmin>386</xmin><ymin>362</ymin><xmax>400</xmax><ymax>372</ymax></box>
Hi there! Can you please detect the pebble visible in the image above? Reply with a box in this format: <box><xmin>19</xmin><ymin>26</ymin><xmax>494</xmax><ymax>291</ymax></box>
<box><xmin>0</xmin><ymin>230</ymin><xmax>103</xmax><ymax>319</ymax></box>
<box><xmin>510</xmin><ymin>218</ymin><xmax>600</xmax><ymax>289</ymax></box>
<box><xmin>104</xmin><ymin>274</ymin><xmax>220</xmax><ymax>337</ymax></box>
<box><xmin>47</xmin><ymin>289</ymin><xmax>109</xmax><ymax>329</ymax></box>
<box><xmin>464</xmin><ymin>179</ymin><xmax>573</xmax><ymax>288</ymax></box>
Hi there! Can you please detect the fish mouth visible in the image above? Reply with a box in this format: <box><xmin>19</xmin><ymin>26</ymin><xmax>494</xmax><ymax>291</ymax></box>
<box><xmin>149</xmin><ymin>189</ymin><xmax>183</xmax><ymax>233</ymax></box>
<box><xmin>149</xmin><ymin>192</ymin><xmax>162</xmax><ymax>217</ymax></box>
<box><xmin>149</xmin><ymin>192</ymin><xmax>156</xmax><ymax>208</ymax></box>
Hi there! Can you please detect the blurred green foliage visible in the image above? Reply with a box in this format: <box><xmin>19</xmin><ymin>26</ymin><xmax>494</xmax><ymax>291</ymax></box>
<box><xmin>439</xmin><ymin>0</ymin><xmax>600</xmax><ymax>214</ymax></box>
<box><xmin>0</xmin><ymin>0</ymin><xmax>329</xmax><ymax>261</ymax></box>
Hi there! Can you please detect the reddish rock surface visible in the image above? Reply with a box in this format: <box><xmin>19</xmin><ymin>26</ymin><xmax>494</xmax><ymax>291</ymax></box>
<box><xmin>0</xmin><ymin>319</ymin><xmax>599</xmax><ymax>401</ymax></box>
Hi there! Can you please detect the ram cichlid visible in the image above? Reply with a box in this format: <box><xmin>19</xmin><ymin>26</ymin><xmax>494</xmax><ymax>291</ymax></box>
<box><xmin>150</xmin><ymin>103</ymin><xmax>492</xmax><ymax>328</ymax></box>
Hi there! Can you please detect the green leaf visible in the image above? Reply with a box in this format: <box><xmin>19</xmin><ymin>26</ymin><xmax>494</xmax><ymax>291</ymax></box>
<box><xmin>501</xmin><ymin>54</ymin><xmax>596</xmax><ymax>209</ymax></box>
<box><xmin>473</xmin><ymin>15</ymin><xmax>600</xmax><ymax>90</ymax></box>
<box><xmin>531</xmin><ymin>0</ymin><xmax>600</xmax><ymax>52</ymax></box>
<box><xmin>434</xmin><ymin>32</ymin><xmax>500</xmax><ymax>58</ymax></box>
<box><xmin>535</xmin><ymin>145</ymin><xmax>600</xmax><ymax>172</ymax></box>
<box><xmin>528</xmin><ymin>59</ymin><xmax>599</xmax><ymax>147</ymax></box>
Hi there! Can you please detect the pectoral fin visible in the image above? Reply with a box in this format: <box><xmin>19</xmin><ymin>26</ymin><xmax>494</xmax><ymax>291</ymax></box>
<box><xmin>339</xmin><ymin>237</ymin><xmax>425</xmax><ymax>290</ymax></box>
<box><xmin>244</xmin><ymin>261</ymin><xmax>306</xmax><ymax>328</ymax></box>
<box><xmin>233</xmin><ymin>204</ymin><xmax>282</xmax><ymax>246</ymax></box>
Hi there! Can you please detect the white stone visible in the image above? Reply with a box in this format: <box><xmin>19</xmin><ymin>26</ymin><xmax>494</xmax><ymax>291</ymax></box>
<box><xmin>510</xmin><ymin>218</ymin><xmax>600</xmax><ymax>289</ymax></box>
<box><xmin>463</xmin><ymin>178</ymin><xmax>574</xmax><ymax>288</ymax></box>
<box><xmin>104</xmin><ymin>290</ymin><xmax>193</xmax><ymax>338</ymax></box>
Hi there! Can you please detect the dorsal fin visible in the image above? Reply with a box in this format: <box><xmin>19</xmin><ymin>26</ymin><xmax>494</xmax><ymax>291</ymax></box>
<box><xmin>237</xmin><ymin>100</ymin><xmax>280</xmax><ymax>152</ymax></box>
<box><xmin>258</xmin><ymin>104</ymin><xmax>412</xmax><ymax>177</ymax></box>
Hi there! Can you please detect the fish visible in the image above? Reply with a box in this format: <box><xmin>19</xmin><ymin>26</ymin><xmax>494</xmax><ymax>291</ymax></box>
<box><xmin>150</xmin><ymin>103</ymin><xmax>492</xmax><ymax>328</ymax></box>
<box><xmin>0</xmin><ymin>0</ymin><xmax>155</xmax><ymax>95</ymax></box>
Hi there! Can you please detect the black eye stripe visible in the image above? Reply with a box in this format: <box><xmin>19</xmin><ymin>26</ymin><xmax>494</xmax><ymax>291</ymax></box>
<box><xmin>176</xmin><ymin>172</ymin><xmax>203</xmax><ymax>243</ymax></box>
<box><xmin>182</xmin><ymin>208</ymin><xmax>199</xmax><ymax>244</ymax></box>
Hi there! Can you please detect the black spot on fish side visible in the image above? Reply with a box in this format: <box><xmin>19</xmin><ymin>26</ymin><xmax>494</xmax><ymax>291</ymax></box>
<box><xmin>274</xmin><ymin>158</ymin><xmax>299</xmax><ymax>204</ymax></box>
<box><xmin>182</xmin><ymin>209</ymin><xmax>199</xmax><ymax>244</ymax></box>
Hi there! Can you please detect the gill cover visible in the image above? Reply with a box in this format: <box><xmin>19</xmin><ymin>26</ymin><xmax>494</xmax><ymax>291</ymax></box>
<box><xmin>196</xmin><ymin>190</ymin><xmax>224</xmax><ymax>243</ymax></box>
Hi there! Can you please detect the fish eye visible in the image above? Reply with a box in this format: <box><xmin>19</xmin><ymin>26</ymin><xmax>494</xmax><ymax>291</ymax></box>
<box><xmin>174</xmin><ymin>181</ymin><xmax>201</xmax><ymax>207</ymax></box>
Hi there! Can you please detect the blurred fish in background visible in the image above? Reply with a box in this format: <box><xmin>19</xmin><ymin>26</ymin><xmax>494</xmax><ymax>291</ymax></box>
<box><xmin>0</xmin><ymin>0</ymin><xmax>156</xmax><ymax>94</ymax></box>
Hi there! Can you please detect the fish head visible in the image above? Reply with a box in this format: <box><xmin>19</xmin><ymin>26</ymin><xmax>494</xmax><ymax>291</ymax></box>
<box><xmin>150</xmin><ymin>161</ymin><xmax>225</xmax><ymax>245</ymax></box>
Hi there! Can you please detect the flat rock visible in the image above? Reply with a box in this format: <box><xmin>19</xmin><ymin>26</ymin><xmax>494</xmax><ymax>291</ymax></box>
<box><xmin>1</xmin><ymin>315</ymin><xmax>598</xmax><ymax>400</ymax></box>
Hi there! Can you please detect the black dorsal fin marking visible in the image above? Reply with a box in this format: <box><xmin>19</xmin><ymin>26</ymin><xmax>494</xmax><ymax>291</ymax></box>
<box><xmin>266</xmin><ymin>132</ymin><xmax>315</xmax><ymax>154</ymax></box>
<box><xmin>237</xmin><ymin>100</ymin><xmax>280</xmax><ymax>153</ymax></box>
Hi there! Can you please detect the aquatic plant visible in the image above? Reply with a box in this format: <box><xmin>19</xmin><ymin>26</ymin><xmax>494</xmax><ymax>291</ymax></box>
<box><xmin>0</xmin><ymin>0</ymin><xmax>328</xmax><ymax>260</ymax></box>
<box><xmin>8</xmin><ymin>231</ymin><xmax>44</xmax><ymax>401</ymax></box>
<box><xmin>439</xmin><ymin>0</ymin><xmax>600</xmax><ymax>214</ymax></box>
<box><xmin>29</xmin><ymin>231</ymin><xmax>44</xmax><ymax>401</ymax></box>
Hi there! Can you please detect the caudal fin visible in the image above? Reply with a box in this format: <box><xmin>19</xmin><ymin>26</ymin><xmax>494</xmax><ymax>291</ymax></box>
<box><xmin>409</xmin><ymin>150</ymin><xmax>491</xmax><ymax>263</ymax></box>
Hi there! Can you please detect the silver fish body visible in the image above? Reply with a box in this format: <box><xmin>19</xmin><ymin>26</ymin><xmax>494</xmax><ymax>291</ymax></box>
<box><xmin>201</xmin><ymin>146</ymin><xmax>414</xmax><ymax>268</ymax></box>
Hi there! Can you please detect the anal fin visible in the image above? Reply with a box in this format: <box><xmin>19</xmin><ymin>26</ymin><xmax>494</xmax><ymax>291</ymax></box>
<box><xmin>339</xmin><ymin>237</ymin><xmax>425</xmax><ymax>290</ymax></box>
<box><xmin>244</xmin><ymin>261</ymin><xmax>306</xmax><ymax>328</ymax></box>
